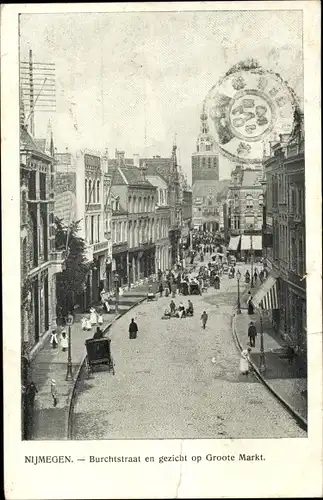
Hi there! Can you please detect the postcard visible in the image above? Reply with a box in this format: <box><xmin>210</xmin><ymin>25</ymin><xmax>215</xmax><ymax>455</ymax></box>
<box><xmin>2</xmin><ymin>1</ymin><xmax>322</xmax><ymax>498</ymax></box>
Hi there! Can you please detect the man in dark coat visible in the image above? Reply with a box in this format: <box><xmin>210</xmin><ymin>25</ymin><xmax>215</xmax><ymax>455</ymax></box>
<box><xmin>129</xmin><ymin>318</ymin><xmax>138</xmax><ymax>339</ymax></box>
<box><xmin>248</xmin><ymin>321</ymin><xmax>257</xmax><ymax>347</ymax></box>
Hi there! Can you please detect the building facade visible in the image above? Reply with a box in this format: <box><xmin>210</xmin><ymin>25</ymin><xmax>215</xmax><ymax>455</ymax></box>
<box><xmin>141</xmin><ymin>144</ymin><xmax>182</xmax><ymax>266</ymax></box>
<box><xmin>226</xmin><ymin>166</ymin><xmax>264</xmax><ymax>257</ymax></box>
<box><xmin>55</xmin><ymin>149</ymin><xmax>112</xmax><ymax>309</ymax></box>
<box><xmin>263</xmin><ymin>132</ymin><xmax>306</xmax><ymax>361</ymax></box>
<box><xmin>109</xmin><ymin>152</ymin><xmax>158</xmax><ymax>285</ymax></box>
<box><xmin>192</xmin><ymin>180</ymin><xmax>230</xmax><ymax>232</ymax></box>
<box><xmin>20</xmin><ymin>125</ymin><xmax>64</xmax><ymax>356</ymax></box>
<box><xmin>192</xmin><ymin>105</ymin><xmax>219</xmax><ymax>185</ymax></box>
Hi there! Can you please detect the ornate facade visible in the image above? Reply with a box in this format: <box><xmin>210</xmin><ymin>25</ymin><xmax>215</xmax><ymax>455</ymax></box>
<box><xmin>191</xmin><ymin>104</ymin><xmax>219</xmax><ymax>185</ymax></box>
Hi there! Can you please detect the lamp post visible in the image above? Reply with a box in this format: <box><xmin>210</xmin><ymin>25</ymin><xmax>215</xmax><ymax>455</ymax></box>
<box><xmin>65</xmin><ymin>313</ymin><xmax>74</xmax><ymax>381</ymax></box>
<box><xmin>250</xmin><ymin>234</ymin><xmax>254</xmax><ymax>288</ymax></box>
<box><xmin>114</xmin><ymin>273</ymin><xmax>120</xmax><ymax>314</ymax></box>
<box><xmin>236</xmin><ymin>269</ymin><xmax>241</xmax><ymax>314</ymax></box>
<box><xmin>259</xmin><ymin>304</ymin><xmax>266</xmax><ymax>373</ymax></box>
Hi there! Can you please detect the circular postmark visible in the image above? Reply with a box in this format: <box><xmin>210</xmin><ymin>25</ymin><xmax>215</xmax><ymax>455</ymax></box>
<box><xmin>205</xmin><ymin>66</ymin><xmax>298</xmax><ymax>163</ymax></box>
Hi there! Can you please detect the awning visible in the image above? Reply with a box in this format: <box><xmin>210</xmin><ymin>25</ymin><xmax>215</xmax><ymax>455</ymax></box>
<box><xmin>253</xmin><ymin>275</ymin><xmax>279</xmax><ymax>310</ymax></box>
<box><xmin>228</xmin><ymin>235</ymin><xmax>241</xmax><ymax>251</ymax></box>
<box><xmin>240</xmin><ymin>234</ymin><xmax>262</xmax><ymax>251</ymax></box>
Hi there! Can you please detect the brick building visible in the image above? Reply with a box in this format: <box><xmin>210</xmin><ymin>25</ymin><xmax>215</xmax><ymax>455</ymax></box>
<box><xmin>262</xmin><ymin>130</ymin><xmax>306</xmax><ymax>361</ymax></box>
<box><xmin>226</xmin><ymin>165</ymin><xmax>264</xmax><ymax>258</ymax></box>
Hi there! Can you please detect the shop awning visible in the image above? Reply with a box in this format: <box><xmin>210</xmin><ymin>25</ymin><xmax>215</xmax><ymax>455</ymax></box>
<box><xmin>228</xmin><ymin>235</ymin><xmax>241</xmax><ymax>251</ymax></box>
<box><xmin>240</xmin><ymin>234</ymin><xmax>262</xmax><ymax>251</ymax></box>
<box><xmin>253</xmin><ymin>275</ymin><xmax>279</xmax><ymax>310</ymax></box>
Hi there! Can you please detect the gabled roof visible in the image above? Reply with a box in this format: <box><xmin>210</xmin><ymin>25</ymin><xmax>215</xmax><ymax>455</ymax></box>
<box><xmin>20</xmin><ymin>126</ymin><xmax>52</xmax><ymax>160</ymax></box>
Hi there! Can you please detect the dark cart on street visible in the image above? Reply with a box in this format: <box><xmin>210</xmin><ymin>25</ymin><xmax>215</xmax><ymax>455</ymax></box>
<box><xmin>85</xmin><ymin>337</ymin><xmax>115</xmax><ymax>377</ymax></box>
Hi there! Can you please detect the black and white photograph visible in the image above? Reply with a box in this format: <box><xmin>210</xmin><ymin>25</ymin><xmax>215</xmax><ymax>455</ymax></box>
<box><xmin>2</xmin><ymin>2</ymin><xmax>322</xmax><ymax>499</ymax></box>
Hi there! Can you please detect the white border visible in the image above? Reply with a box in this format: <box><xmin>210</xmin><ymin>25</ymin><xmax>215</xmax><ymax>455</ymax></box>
<box><xmin>2</xmin><ymin>2</ymin><xmax>322</xmax><ymax>499</ymax></box>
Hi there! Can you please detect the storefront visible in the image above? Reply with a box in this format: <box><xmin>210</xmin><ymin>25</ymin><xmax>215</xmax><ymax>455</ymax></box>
<box><xmin>112</xmin><ymin>243</ymin><xmax>128</xmax><ymax>287</ymax></box>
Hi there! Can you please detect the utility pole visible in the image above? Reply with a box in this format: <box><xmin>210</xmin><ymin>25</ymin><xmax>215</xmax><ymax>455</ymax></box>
<box><xmin>20</xmin><ymin>49</ymin><xmax>56</xmax><ymax>136</ymax></box>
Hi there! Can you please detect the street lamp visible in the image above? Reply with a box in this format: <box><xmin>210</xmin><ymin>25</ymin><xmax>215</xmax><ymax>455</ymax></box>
<box><xmin>259</xmin><ymin>304</ymin><xmax>266</xmax><ymax>373</ymax></box>
<box><xmin>114</xmin><ymin>273</ymin><xmax>120</xmax><ymax>314</ymax></box>
<box><xmin>65</xmin><ymin>313</ymin><xmax>74</xmax><ymax>381</ymax></box>
<box><xmin>250</xmin><ymin>234</ymin><xmax>254</xmax><ymax>288</ymax></box>
<box><xmin>236</xmin><ymin>269</ymin><xmax>241</xmax><ymax>314</ymax></box>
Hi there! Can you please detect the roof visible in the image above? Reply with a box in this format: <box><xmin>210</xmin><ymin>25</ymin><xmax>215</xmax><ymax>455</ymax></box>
<box><xmin>20</xmin><ymin>126</ymin><xmax>52</xmax><ymax>160</ymax></box>
<box><xmin>241</xmin><ymin>169</ymin><xmax>263</xmax><ymax>187</ymax></box>
<box><xmin>140</xmin><ymin>157</ymin><xmax>172</xmax><ymax>183</ymax></box>
<box><xmin>193</xmin><ymin>180</ymin><xmax>230</xmax><ymax>201</ymax></box>
<box><xmin>108</xmin><ymin>158</ymin><xmax>134</xmax><ymax>167</ymax></box>
<box><xmin>109</xmin><ymin>165</ymin><xmax>154</xmax><ymax>187</ymax></box>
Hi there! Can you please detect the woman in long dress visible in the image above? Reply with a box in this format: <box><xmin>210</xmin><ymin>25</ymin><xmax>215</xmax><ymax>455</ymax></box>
<box><xmin>90</xmin><ymin>307</ymin><xmax>97</xmax><ymax>325</ymax></box>
<box><xmin>240</xmin><ymin>347</ymin><xmax>252</xmax><ymax>375</ymax></box>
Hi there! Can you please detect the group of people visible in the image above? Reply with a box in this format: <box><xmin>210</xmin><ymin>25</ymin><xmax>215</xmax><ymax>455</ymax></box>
<box><xmin>81</xmin><ymin>307</ymin><xmax>103</xmax><ymax>331</ymax></box>
<box><xmin>166</xmin><ymin>299</ymin><xmax>194</xmax><ymax>318</ymax></box>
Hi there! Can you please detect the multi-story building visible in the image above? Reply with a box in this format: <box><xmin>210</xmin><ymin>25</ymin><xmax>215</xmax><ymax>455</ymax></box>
<box><xmin>141</xmin><ymin>144</ymin><xmax>182</xmax><ymax>265</ymax></box>
<box><xmin>226</xmin><ymin>165</ymin><xmax>264</xmax><ymax>258</ymax></box>
<box><xmin>55</xmin><ymin>148</ymin><xmax>112</xmax><ymax>308</ymax></box>
<box><xmin>192</xmin><ymin>105</ymin><xmax>219</xmax><ymax>185</ymax></box>
<box><xmin>20</xmin><ymin>124</ymin><xmax>64</xmax><ymax>357</ymax></box>
<box><xmin>182</xmin><ymin>188</ymin><xmax>193</xmax><ymax>250</ymax></box>
<box><xmin>109</xmin><ymin>151</ymin><xmax>158</xmax><ymax>284</ymax></box>
<box><xmin>192</xmin><ymin>180</ymin><xmax>230</xmax><ymax>232</ymax></box>
<box><xmin>262</xmin><ymin>130</ymin><xmax>306</xmax><ymax>361</ymax></box>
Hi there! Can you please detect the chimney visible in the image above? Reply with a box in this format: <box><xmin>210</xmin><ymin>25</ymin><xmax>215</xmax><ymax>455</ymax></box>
<box><xmin>116</xmin><ymin>149</ymin><xmax>125</xmax><ymax>166</ymax></box>
<box><xmin>133</xmin><ymin>153</ymin><xmax>140</xmax><ymax>167</ymax></box>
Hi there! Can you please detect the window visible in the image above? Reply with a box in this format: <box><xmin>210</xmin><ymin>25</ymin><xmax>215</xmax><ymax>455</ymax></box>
<box><xmin>258</xmin><ymin>194</ymin><xmax>264</xmax><ymax>207</ymax></box>
<box><xmin>128</xmin><ymin>196</ymin><xmax>132</xmax><ymax>213</ymax></box>
<box><xmin>88</xmin><ymin>180</ymin><xmax>92</xmax><ymax>203</ymax></box>
<box><xmin>91</xmin><ymin>216</ymin><xmax>94</xmax><ymax>244</ymax></box>
<box><xmin>133</xmin><ymin>196</ymin><xmax>137</xmax><ymax>213</ymax></box>
<box><xmin>85</xmin><ymin>179</ymin><xmax>88</xmax><ymax>203</ymax></box>
<box><xmin>138</xmin><ymin>197</ymin><xmax>142</xmax><ymax>212</ymax></box>
<box><xmin>246</xmin><ymin>194</ymin><xmax>253</xmax><ymax>209</ymax></box>
<box><xmin>92</xmin><ymin>181</ymin><xmax>96</xmax><ymax>204</ymax></box>
<box><xmin>97</xmin><ymin>180</ymin><xmax>100</xmax><ymax>203</ymax></box>
<box><xmin>206</xmin><ymin>144</ymin><xmax>211</xmax><ymax>152</ymax></box>
<box><xmin>97</xmin><ymin>215</ymin><xmax>100</xmax><ymax>242</ymax></box>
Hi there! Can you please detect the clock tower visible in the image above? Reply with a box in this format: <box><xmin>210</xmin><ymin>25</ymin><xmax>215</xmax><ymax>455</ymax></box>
<box><xmin>192</xmin><ymin>103</ymin><xmax>219</xmax><ymax>186</ymax></box>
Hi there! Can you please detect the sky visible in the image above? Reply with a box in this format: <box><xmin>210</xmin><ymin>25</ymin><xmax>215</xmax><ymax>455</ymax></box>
<box><xmin>19</xmin><ymin>9</ymin><xmax>303</xmax><ymax>183</ymax></box>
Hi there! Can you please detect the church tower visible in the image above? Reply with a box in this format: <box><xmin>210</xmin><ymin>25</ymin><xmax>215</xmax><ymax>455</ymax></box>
<box><xmin>191</xmin><ymin>103</ymin><xmax>219</xmax><ymax>185</ymax></box>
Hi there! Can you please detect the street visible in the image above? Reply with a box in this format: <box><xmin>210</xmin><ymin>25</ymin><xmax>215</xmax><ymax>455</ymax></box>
<box><xmin>72</xmin><ymin>264</ymin><xmax>305</xmax><ymax>439</ymax></box>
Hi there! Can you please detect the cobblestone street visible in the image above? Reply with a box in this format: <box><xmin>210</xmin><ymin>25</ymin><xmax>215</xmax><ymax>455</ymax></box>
<box><xmin>72</xmin><ymin>267</ymin><xmax>305</xmax><ymax>439</ymax></box>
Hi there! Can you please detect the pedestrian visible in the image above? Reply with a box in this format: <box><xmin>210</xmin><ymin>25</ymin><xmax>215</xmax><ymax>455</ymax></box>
<box><xmin>259</xmin><ymin>270</ymin><xmax>264</xmax><ymax>283</ymax></box>
<box><xmin>247</xmin><ymin>292</ymin><xmax>255</xmax><ymax>315</ymax></box>
<box><xmin>159</xmin><ymin>281</ymin><xmax>164</xmax><ymax>297</ymax></box>
<box><xmin>201</xmin><ymin>310</ymin><xmax>208</xmax><ymax>329</ymax></box>
<box><xmin>171</xmin><ymin>282</ymin><xmax>177</xmax><ymax>298</ymax></box>
<box><xmin>248</xmin><ymin>321</ymin><xmax>257</xmax><ymax>347</ymax></box>
<box><xmin>26</xmin><ymin>381</ymin><xmax>38</xmax><ymax>407</ymax></box>
<box><xmin>50</xmin><ymin>329</ymin><xmax>58</xmax><ymax>349</ymax></box>
<box><xmin>90</xmin><ymin>307</ymin><xmax>97</xmax><ymax>326</ymax></box>
<box><xmin>85</xmin><ymin>315</ymin><xmax>92</xmax><ymax>331</ymax></box>
<box><xmin>170</xmin><ymin>299</ymin><xmax>176</xmax><ymax>316</ymax></box>
<box><xmin>93</xmin><ymin>326</ymin><xmax>103</xmax><ymax>339</ymax></box>
<box><xmin>178</xmin><ymin>302</ymin><xmax>185</xmax><ymax>318</ymax></box>
<box><xmin>81</xmin><ymin>316</ymin><xmax>87</xmax><ymax>330</ymax></box>
<box><xmin>51</xmin><ymin>379</ymin><xmax>58</xmax><ymax>407</ymax></box>
<box><xmin>240</xmin><ymin>347</ymin><xmax>252</xmax><ymax>375</ymax></box>
<box><xmin>129</xmin><ymin>318</ymin><xmax>138</xmax><ymax>339</ymax></box>
<box><xmin>253</xmin><ymin>270</ymin><xmax>258</xmax><ymax>283</ymax></box>
<box><xmin>60</xmin><ymin>330</ymin><xmax>68</xmax><ymax>352</ymax></box>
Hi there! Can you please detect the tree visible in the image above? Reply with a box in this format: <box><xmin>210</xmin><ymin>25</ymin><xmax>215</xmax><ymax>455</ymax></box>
<box><xmin>54</xmin><ymin>217</ymin><xmax>90</xmax><ymax>316</ymax></box>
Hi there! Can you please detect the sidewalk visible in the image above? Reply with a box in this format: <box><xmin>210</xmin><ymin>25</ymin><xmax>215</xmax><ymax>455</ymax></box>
<box><xmin>29</xmin><ymin>281</ymin><xmax>154</xmax><ymax>440</ymax></box>
<box><xmin>233</xmin><ymin>309</ymin><xmax>307</xmax><ymax>426</ymax></box>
